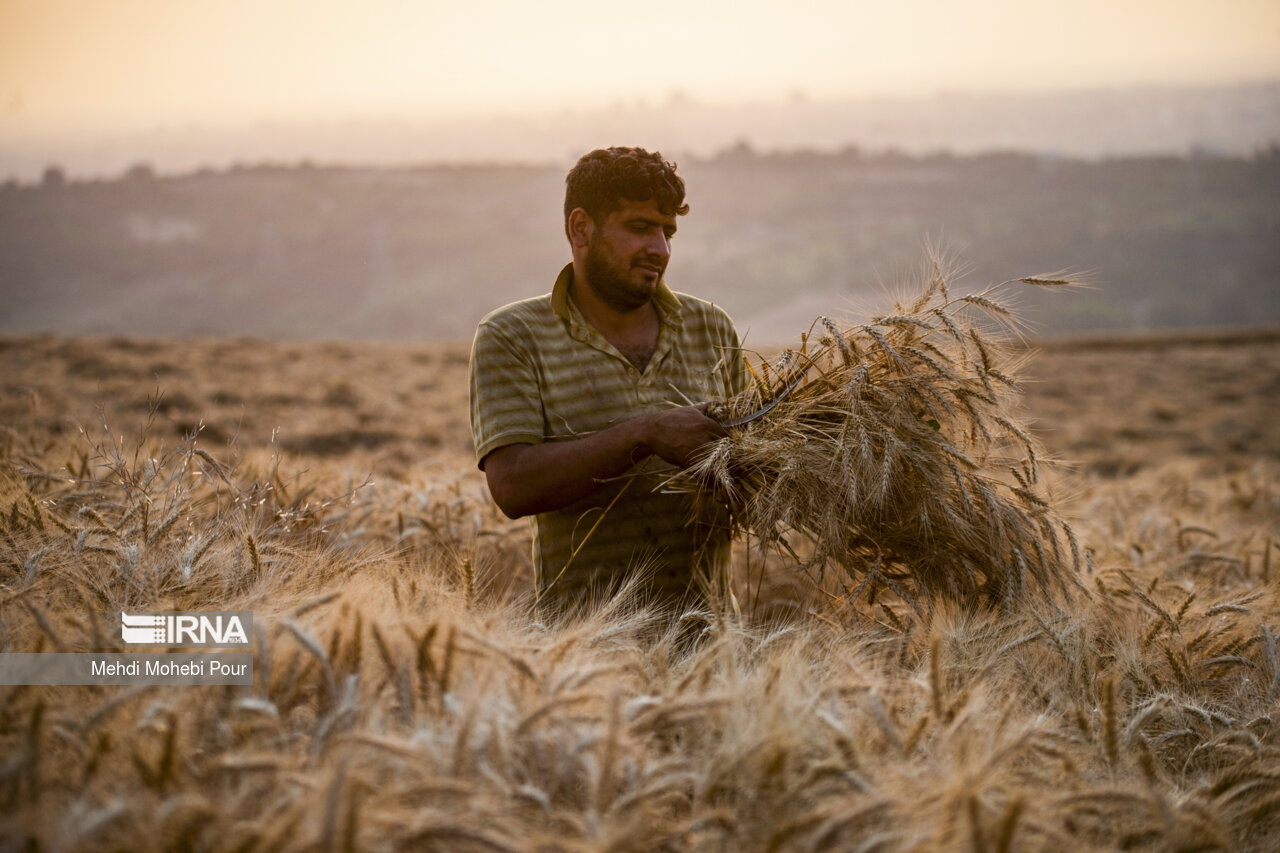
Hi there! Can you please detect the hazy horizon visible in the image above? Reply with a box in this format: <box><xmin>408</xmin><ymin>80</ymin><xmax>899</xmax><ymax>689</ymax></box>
<box><xmin>4</xmin><ymin>0</ymin><xmax>1280</xmax><ymax>180</ymax></box>
<box><xmin>4</xmin><ymin>80</ymin><xmax>1280</xmax><ymax>182</ymax></box>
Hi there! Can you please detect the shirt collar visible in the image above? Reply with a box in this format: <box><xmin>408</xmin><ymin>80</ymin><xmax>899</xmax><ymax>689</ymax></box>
<box><xmin>550</xmin><ymin>263</ymin><xmax>683</xmax><ymax>327</ymax></box>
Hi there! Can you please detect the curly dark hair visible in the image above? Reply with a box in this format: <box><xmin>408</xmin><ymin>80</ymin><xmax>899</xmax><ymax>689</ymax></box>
<box><xmin>563</xmin><ymin>147</ymin><xmax>689</xmax><ymax>239</ymax></box>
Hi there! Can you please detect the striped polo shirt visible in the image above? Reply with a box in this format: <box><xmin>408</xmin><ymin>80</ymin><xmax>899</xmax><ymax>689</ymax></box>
<box><xmin>469</xmin><ymin>263</ymin><xmax>745</xmax><ymax>614</ymax></box>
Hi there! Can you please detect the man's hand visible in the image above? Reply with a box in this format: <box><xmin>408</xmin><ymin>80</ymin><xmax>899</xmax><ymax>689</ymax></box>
<box><xmin>482</xmin><ymin>404</ymin><xmax>727</xmax><ymax>519</ymax></box>
<box><xmin>640</xmin><ymin>404</ymin><xmax>727</xmax><ymax>468</ymax></box>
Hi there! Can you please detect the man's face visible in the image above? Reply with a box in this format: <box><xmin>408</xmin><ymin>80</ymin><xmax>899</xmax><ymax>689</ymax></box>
<box><xmin>582</xmin><ymin>199</ymin><xmax>678</xmax><ymax>313</ymax></box>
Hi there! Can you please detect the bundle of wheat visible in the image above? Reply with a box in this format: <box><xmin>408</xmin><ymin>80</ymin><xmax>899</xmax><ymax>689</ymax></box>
<box><xmin>681</xmin><ymin>263</ymin><xmax>1085</xmax><ymax>609</ymax></box>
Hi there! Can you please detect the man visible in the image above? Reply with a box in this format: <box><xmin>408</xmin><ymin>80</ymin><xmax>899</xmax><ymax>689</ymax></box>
<box><xmin>468</xmin><ymin>146</ymin><xmax>744</xmax><ymax>617</ymax></box>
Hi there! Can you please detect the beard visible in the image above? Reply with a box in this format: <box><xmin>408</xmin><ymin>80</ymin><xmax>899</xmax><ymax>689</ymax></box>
<box><xmin>583</xmin><ymin>236</ymin><xmax>660</xmax><ymax>313</ymax></box>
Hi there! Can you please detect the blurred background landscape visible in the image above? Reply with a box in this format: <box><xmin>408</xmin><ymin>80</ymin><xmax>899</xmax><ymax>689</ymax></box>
<box><xmin>2</xmin><ymin>1</ymin><xmax>1278</xmax><ymax>343</ymax></box>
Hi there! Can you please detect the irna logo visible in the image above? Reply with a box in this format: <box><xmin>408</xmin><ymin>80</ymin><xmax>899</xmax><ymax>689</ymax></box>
<box><xmin>120</xmin><ymin>612</ymin><xmax>253</xmax><ymax>647</ymax></box>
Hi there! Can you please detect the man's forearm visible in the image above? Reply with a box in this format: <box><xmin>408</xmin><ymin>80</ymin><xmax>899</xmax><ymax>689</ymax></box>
<box><xmin>482</xmin><ymin>405</ymin><xmax>725</xmax><ymax>519</ymax></box>
<box><xmin>483</xmin><ymin>417</ymin><xmax>653</xmax><ymax>518</ymax></box>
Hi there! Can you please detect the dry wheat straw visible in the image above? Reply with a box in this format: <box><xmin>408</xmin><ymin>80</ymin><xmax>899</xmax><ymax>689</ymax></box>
<box><xmin>2</xmin><ymin>336</ymin><xmax>1278</xmax><ymax>852</ymax></box>
<box><xmin>679</xmin><ymin>261</ymin><xmax>1085</xmax><ymax>607</ymax></box>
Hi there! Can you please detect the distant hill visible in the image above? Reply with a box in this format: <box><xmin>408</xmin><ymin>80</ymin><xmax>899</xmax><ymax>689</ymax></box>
<box><xmin>3</xmin><ymin>148</ymin><xmax>1278</xmax><ymax>343</ymax></box>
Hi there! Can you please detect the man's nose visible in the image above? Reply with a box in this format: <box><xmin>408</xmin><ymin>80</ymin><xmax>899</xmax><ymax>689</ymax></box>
<box><xmin>645</xmin><ymin>231</ymin><xmax>671</xmax><ymax>261</ymax></box>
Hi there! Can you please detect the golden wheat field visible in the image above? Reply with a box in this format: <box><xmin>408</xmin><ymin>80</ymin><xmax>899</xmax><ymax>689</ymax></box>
<box><xmin>1</xmin><ymin>326</ymin><xmax>1278</xmax><ymax>852</ymax></box>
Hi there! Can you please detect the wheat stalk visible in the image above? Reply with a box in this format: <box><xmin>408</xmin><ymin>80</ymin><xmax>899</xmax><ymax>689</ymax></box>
<box><xmin>678</xmin><ymin>261</ymin><xmax>1087</xmax><ymax>608</ymax></box>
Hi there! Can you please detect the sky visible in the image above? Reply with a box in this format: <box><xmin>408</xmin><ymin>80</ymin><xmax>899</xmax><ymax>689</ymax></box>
<box><xmin>3</xmin><ymin>0</ymin><xmax>1280</xmax><ymax>134</ymax></box>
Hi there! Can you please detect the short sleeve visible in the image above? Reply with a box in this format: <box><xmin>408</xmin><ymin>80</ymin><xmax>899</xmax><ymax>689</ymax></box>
<box><xmin>468</xmin><ymin>319</ymin><xmax>546</xmax><ymax>469</ymax></box>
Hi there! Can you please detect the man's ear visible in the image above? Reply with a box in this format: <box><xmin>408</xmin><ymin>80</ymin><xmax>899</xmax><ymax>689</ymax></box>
<box><xmin>567</xmin><ymin>207</ymin><xmax>594</xmax><ymax>249</ymax></box>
